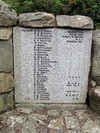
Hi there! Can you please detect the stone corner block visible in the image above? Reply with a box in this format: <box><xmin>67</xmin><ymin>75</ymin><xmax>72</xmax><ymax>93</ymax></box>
<box><xmin>0</xmin><ymin>40</ymin><xmax>13</xmax><ymax>72</ymax></box>
<box><xmin>89</xmin><ymin>86</ymin><xmax>100</xmax><ymax>115</ymax></box>
<box><xmin>0</xmin><ymin>27</ymin><xmax>12</xmax><ymax>40</ymax></box>
<box><xmin>88</xmin><ymin>80</ymin><xmax>96</xmax><ymax>88</ymax></box>
<box><xmin>0</xmin><ymin>73</ymin><xmax>14</xmax><ymax>94</ymax></box>
<box><xmin>0</xmin><ymin>0</ymin><xmax>18</xmax><ymax>26</ymax></box>
<box><xmin>0</xmin><ymin>91</ymin><xmax>14</xmax><ymax>112</ymax></box>
<box><xmin>56</xmin><ymin>15</ymin><xmax>94</xmax><ymax>29</ymax></box>
<box><xmin>91</xmin><ymin>30</ymin><xmax>100</xmax><ymax>85</ymax></box>
<box><xmin>19</xmin><ymin>12</ymin><xmax>56</xmax><ymax>27</ymax></box>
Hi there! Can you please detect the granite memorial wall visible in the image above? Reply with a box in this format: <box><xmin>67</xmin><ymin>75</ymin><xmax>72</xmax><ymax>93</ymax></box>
<box><xmin>14</xmin><ymin>14</ymin><xmax>93</xmax><ymax>104</ymax></box>
<box><xmin>1</xmin><ymin>0</ymin><xmax>99</xmax><ymax>113</ymax></box>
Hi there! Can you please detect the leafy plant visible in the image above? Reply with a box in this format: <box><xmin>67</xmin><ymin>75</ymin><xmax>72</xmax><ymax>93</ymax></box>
<box><xmin>3</xmin><ymin>0</ymin><xmax>33</xmax><ymax>14</ymax></box>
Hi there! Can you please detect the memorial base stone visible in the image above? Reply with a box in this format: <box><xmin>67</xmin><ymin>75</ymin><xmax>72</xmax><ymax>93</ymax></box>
<box><xmin>16</xmin><ymin>103</ymin><xmax>87</xmax><ymax>110</ymax></box>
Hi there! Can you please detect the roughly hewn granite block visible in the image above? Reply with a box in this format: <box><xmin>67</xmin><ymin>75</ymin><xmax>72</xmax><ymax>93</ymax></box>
<box><xmin>56</xmin><ymin>15</ymin><xmax>93</xmax><ymax>29</ymax></box>
<box><xmin>0</xmin><ymin>41</ymin><xmax>13</xmax><ymax>72</ymax></box>
<box><xmin>0</xmin><ymin>73</ymin><xmax>14</xmax><ymax>93</ymax></box>
<box><xmin>0</xmin><ymin>0</ymin><xmax>18</xmax><ymax>26</ymax></box>
<box><xmin>91</xmin><ymin>30</ymin><xmax>100</xmax><ymax>85</ymax></box>
<box><xmin>0</xmin><ymin>27</ymin><xmax>12</xmax><ymax>40</ymax></box>
<box><xmin>0</xmin><ymin>91</ymin><xmax>14</xmax><ymax>112</ymax></box>
<box><xmin>89</xmin><ymin>86</ymin><xmax>100</xmax><ymax>115</ymax></box>
<box><xmin>19</xmin><ymin>12</ymin><xmax>56</xmax><ymax>27</ymax></box>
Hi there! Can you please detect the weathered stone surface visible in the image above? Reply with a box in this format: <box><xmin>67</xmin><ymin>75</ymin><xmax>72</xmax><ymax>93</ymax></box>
<box><xmin>49</xmin><ymin>129</ymin><xmax>64</xmax><ymax>133</ymax></box>
<box><xmin>56</xmin><ymin>15</ymin><xmax>93</xmax><ymax>29</ymax></box>
<box><xmin>16</xmin><ymin>103</ymin><xmax>87</xmax><ymax>110</ymax></box>
<box><xmin>29</xmin><ymin>113</ymin><xmax>47</xmax><ymax>121</ymax></box>
<box><xmin>27</xmin><ymin>113</ymin><xmax>47</xmax><ymax>125</ymax></box>
<box><xmin>22</xmin><ymin>121</ymin><xmax>38</xmax><ymax>133</ymax></box>
<box><xmin>0</xmin><ymin>73</ymin><xmax>14</xmax><ymax>93</ymax></box>
<box><xmin>19</xmin><ymin>12</ymin><xmax>56</xmax><ymax>27</ymax></box>
<box><xmin>6</xmin><ymin>116</ymin><xmax>27</xmax><ymax>127</ymax></box>
<box><xmin>0</xmin><ymin>91</ymin><xmax>14</xmax><ymax>112</ymax></box>
<box><xmin>10</xmin><ymin>130</ymin><xmax>16</xmax><ymax>133</ymax></box>
<box><xmin>89</xmin><ymin>86</ymin><xmax>100</xmax><ymax>115</ymax></box>
<box><xmin>91</xmin><ymin>30</ymin><xmax>100</xmax><ymax>84</ymax></box>
<box><xmin>0</xmin><ymin>27</ymin><xmax>12</xmax><ymax>40</ymax></box>
<box><xmin>61</xmin><ymin>110</ymin><xmax>72</xmax><ymax>117</ymax></box>
<box><xmin>27</xmin><ymin>116</ymin><xmax>46</xmax><ymax>126</ymax></box>
<box><xmin>48</xmin><ymin>116</ymin><xmax>64</xmax><ymax>130</ymax></box>
<box><xmin>65</xmin><ymin>116</ymin><xmax>80</xmax><ymax>131</ymax></box>
<box><xmin>75</xmin><ymin>110</ymin><xmax>90</xmax><ymax>120</ymax></box>
<box><xmin>82</xmin><ymin>118</ymin><xmax>100</xmax><ymax>133</ymax></box>
<box><xmin>0</xmin><ymin>96</ymin><xmax>3</xmax><ymax>112</ymax></box>
<box><xmin>1</xmin><ymin>110</ymin><xmax>19</xmax><ymax>118</ymax></box>
<box><xmin>89</xmin><ymin>80</ymin><xmax>97</xmax><ymax>88</ymax></box>
<box><xmin>0</xmin><ymin>108</ymin><xmax>100</xmax><ymax>133</ymax></box>
<box><xmin>22</xmin><ymin>129</ymin><xmax>29</xmax><ymax>133</ymax></box>
<box><xmin>47</xmin><ymin>110</ymin><xmax>60</xmax><ymax>117</ymax></box>
<box><xmin>0</xmin><ymin>0</ymin><xmax>18</xmax><ymax>26</ymax></box>
<box><xmin>17</xmin><ymin>108</ymin><xmax>33</xmax><ymax>114</ymax></box>
<box><xmin>0</xmin><ymin>41</ymin><xmax>13</xmax><ymax>72</ymax></box>
<box><xmin>66</xmin><ymin>131</ymin><xmax>78</xmax><ymax>133</ymax></box>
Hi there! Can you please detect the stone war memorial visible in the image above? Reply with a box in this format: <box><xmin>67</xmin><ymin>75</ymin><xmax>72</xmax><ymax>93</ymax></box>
<box><xmin>14</xmin><ymin>13</ymin><xmax>93</xmax><ymax>105</ymax></box>
<box><xmin>1</xmin><ymin>1</ymin><xmax>100</xmax><ymax>132</ymax></box>
<box><xmin>0</xmin><ymin>0</ymin><xmax>100</xmax><ymax>115</ymax></box>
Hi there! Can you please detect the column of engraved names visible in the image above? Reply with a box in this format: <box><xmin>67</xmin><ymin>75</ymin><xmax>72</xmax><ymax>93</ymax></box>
<box><xmin>34</xmin><ymin>29</ymin><xmax>53</xmax><ymax>100</ymax></box>
<box><xmin>63</xmin><ymin>30</ymin><xmax>84</xmax><ymax>101</ymax></box>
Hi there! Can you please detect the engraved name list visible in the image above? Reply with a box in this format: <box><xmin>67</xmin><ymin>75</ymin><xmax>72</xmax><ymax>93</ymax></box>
<box><xmin>14</xmin><ymin>27</ymin><xmax>92</xmax><ymax>103</ymax></box>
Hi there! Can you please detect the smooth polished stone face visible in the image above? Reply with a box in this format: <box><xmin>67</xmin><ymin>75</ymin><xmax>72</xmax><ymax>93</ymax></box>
<box><xmin>14</xmin><ymin>27</ymin><xmax>92</xmax><ymax>103</ymax></box>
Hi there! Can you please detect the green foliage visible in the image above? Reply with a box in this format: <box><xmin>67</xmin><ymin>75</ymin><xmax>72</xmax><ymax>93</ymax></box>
<box><xmin>33</xmin><ymin>0</ymin><xmax>67</xmax><ymax>15</ymax></box>
<box><xmin>3</xmin><ymin>0</ymin><xmax>100</xmax><ymax>29</ymax></box>
<box><xmin>3</xmin><ymin>0</ymin><xmax>33</xmax><ymax>14</ymax></box>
